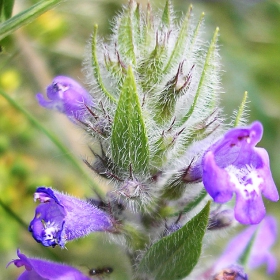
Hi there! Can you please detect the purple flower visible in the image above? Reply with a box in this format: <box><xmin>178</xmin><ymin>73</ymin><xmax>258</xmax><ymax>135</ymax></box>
<box><xmin>36</xmin><ymin>76</ymin><xmax>94</xmax><ymax>122</ymax></box>
<box><xmin>202</xmin><ymin>121</ymin><xmax>279</xmax><ymax>224</ymax></box>
<box><xmin>7</xmin><ymin>249</ymin><xmax>91</xmax><ymax>280</ymax></box>
<box><xmin>29</xmin><ymin>187</ymin><xmax>114</xmax><ymax>248</ymax></box>
<box><xmin>213</xmin><ymin>216</ymin><xmax>278</xmax><ymax>274</ymax></box>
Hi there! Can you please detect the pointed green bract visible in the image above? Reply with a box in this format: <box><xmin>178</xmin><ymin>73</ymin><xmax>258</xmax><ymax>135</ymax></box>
<box><xmin>138</xmin><ymin>40</ymin><xmax>168</xmax><ymax>93</ymax></box>
<box><xmin>117</xmin><ymin>2</ymin><xmax>137</xmax><ymax>65</ymax></box>
<box><xmin>179</xmin><ymin>27</ymin><xmax>220</xmax><ymax>126</ymax></box>
<box><xmin>138</xmin><ymin>201</ymin><xmax>210</xmax><ymax>280</ymax></box>
<box><xmin>161</xmin><ymin>0</ymin><xmax>171</xmax><ymax>28</ymax></box>
<box><xmin>111</xmin><ymin>66</ymin><xmax>149</xmax><ymax>173</ymax></box>
<box><xmin>234</xmin><ymin>91</ymin><xmax>248</xmax><ymax>127</ymax></box>
<box><xmin>163</xmin><ymin>5</ymin><xmax>192</xmax><ymax>74</ymax></box>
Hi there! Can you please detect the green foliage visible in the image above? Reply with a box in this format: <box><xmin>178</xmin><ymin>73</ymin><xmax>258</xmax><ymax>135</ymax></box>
<box><xmin>138</xmin><ymin>201</ymin><xmax>210</xmax><ymax>280</ymax></box>
<box><xmin>0</xmin><ymin>0</ymin><xmax>62</xmax><ymax>41</ymax></box>
<box><xmin>0</xmin><ymin>0</ymin><xmax>14</xmax><ymax>23</ymax></box>
<box><xmin>111</xmin><ymin>66</ymin><xmax>149</xmax><ymax>173</ymax></box>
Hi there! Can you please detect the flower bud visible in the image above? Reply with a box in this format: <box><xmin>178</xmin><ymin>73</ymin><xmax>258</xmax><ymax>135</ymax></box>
<box><xmin>36</xmin><ymin>76</ymin><xmax>94</xmax><ymax>123</ymax></box>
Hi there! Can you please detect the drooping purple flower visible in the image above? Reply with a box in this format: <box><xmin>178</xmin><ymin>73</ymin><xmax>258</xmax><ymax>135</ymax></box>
<box><xmin>202</xmin><ymin>121</ymin><xmax>279</xmax><ymax>224</ymax></box>
<box><xmin>213</xmin><ymin>216</ymin><xmax>278</xmax><ymax>275</ymax></box>
<box><xmin>36</xmin><ymin>76</ymin><xmax>94</xmax><ymax>122</ymax></box>
<box><xmin>29</xmin><ymin>187</ymin><xmax>115</xmax><ymax>248</ymax></box>
<box><xmin>7</xmin><ymin>249</ymin><xmax>91</xmax><ymax>280</ymax></box>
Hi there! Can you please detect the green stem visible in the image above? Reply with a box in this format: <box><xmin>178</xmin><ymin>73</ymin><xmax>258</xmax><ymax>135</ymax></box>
<box><xmin>0</xmin><ymin>88</ymin><xmax>105</xmax><ymax>198</ymax></box>
<box><xmin>170</xmin><ymin>189</ymin><xmax>207</xmax><ymax>217</ymax></box>
<box><xmin>0</xmin><ymin>198</ymin><xmax>28</xmax><ymax>229</ymax></box>
<box><xmin>0</xmin><ymin>0</ymin><xmax>63</xmax><ymax>41</ymax></box>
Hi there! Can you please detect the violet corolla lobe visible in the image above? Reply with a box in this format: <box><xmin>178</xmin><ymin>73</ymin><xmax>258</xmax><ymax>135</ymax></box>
<box><xmin>202</xmin><ymin>121</ymin><xmax>278</xmax><ymax>225</ymax></box>
<box><xmin>36</xmin><ymin>76</ymin><xmax>94</xmax><ymax>122</ymax></box>
<box><xmin>29</xmin><ymin>187</ymin><xmax>114</xmax><ymax>248</ymax></box>
<box><xmin>7</xmin><ymin>249</ymin><xmax>91</xmax><ymax>280</ymax></box>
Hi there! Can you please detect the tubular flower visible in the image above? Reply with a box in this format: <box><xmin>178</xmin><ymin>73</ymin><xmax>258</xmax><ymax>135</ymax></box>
<box><xmin>7</xmin><ymin>249</ymin><xmax>91</xmax><ymax>280</ymax></box>
<box><xmin>36</xmin><ymin>76</ymin><xmax>94</xmax><ymax>122</ymax></box>
<box><xmin>213</xmin><ymin>216</ymin><xmax>278</xmax><ymax>274</ymax></box>
<box><xmin>29</xmin><ymin>187</ymin><xmax>114</xmax><ymax>248</ymax></box>
<box><xmin>202</xmin><ymin>121</ymin><xmax>279</xmax><ymax>224</ymax></box>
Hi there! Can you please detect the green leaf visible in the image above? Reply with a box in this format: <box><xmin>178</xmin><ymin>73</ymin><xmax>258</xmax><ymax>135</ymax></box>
<box><xmin>0</xmin><ymin>0</ymin><xmax>14</xmax><ymax>23</ymax></box>
<box><xmin>0</xmin><ymin>0</ymin><xmax>62</xmax><ymax>41</ymax></box>
<box><xmin>138</xmin><ymin>201</ymin><xmax>211</xmax><ymax>280</ymax></box>
<box><xmin>111</xmin><ymin>66</ymin><xmax>149</xmax><ymax>173</ymax></box>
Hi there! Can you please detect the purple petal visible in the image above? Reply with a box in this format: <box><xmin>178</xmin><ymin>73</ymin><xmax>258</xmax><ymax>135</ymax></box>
<box><xmin>202</xmin><ymin>121</ymin><xmax>279</xmax><ymax>224</ymax></box>
<box><xmin>255</xmin><ymin>148</ymin><xmax>279</xmax><ymax>201</ymax></box>
<box><xmin>234</xmin><ymin>189</ymin><xmax>265</xmax><ymax>224</ymax></box>
<box><xmin>7</xmin><ymin>249</ymin><xmax>91</xmax><ymax>280</ymax></box>
<box><xmin>203</xmin><ymin>151</ymin><xmax>234</xmax><ymax>203</ymax></box>
<box><xmin>29</xmin><ymin>187</ymin><xmax>114</xmax><ymax>247</ymax></box>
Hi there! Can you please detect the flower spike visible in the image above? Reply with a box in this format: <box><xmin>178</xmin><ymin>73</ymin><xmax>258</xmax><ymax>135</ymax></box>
<box><xmin>202</xmin><ymin>121</ymin><xmax>279</xmax><ymax>224</ymax></box>
<box><xmin>29</xmin><ymin>187</ymin><xmax>115</xmax><ymax>248</ymax></box>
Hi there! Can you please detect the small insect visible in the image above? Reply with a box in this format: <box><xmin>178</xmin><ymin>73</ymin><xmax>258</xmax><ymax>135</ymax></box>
<box><xmin>88</xmin><ymin>267</ymin><xmax>113</xmax><ymax>278</ymax></box>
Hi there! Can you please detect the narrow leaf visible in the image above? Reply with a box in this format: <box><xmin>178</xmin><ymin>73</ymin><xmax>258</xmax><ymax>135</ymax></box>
<box><xmin>117</xmin><ymin>2</ymin><xmax>137</xmax><ymax>65</ymax></box>
<box><xmin>138</xmin><ymin>201</ymin><xmax>211</xmax><ymax>280</ymax></box>
<box><xmin>161</xmin><ymin>0</ymin><xmax>171</xmax><ymax>28</ymax></box>
<box><xmin>163</xmin><ymin>5</ymin><xmax>192</xmax><ymax>74</ymax></box>
<box><xmin>111</xmin><ymin>66</ymin><xmax>149</xmax><ymax>173</ymax></box>
<box><xmin>179</xmin><ymin>27</ymin><xmax>219</xmax><ymax>126</ymax></box>
<box><xmin>0</xmin><ymin>0</ymin><xmax>14</xmax><ymax>22</ymax></box>
<box><xmin>238</xmin><ymin>229</ymin><xmax>257</xmax><ymax>266</ymax></box>
<box><xmin>0</xmin><ymin>0</ymin><xmax>62</xmax><ymax>41</ymax></box>
<box><xmin>233</xmin><ymin>91</ymin><xmax>248</xmax><ymax>127</ymax></box>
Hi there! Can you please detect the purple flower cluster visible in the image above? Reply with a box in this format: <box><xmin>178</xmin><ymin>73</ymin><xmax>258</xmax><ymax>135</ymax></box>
<box><xmin>8</xmin><ymin>76</ymin><xmax>278</xmax><ymax>279</ymax></box>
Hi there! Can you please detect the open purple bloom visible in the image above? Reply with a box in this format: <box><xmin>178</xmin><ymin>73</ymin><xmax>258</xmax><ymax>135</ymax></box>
<box><xmin>36</xmin><ymin>76</ymin><xmax>94</xmax><ymax>122</ymax></box>
<box><xmin>7</xmin><ymin>249</ymin><xmax>91</xmax><ymax>280</ymax></box>
<box><xmin>202</xmin><ymin>121</ymin><xmax>279</xmax><ymax>224</ymax></box>
<box><xmin>29</xmin><ymin>187</ymin><xmax>114</xmax><ymax>248</ymax></box>
<box><xmin>213</xmin><ymin>216</ymin><xmax>278</xmax><ymax>274</ymax></box>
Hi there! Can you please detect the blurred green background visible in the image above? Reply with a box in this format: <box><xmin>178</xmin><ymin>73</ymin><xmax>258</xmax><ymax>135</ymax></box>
<box><xmin>0</xmin><ymin>0</ymin><xmax>280</xmax><ymax>279</ymax></box>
